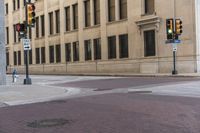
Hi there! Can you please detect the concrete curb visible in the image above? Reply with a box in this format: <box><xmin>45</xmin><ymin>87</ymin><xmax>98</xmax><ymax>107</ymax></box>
<box><xmin>13</xmin><ymin>73</ymin><xmax>200</xmax><ymax>78</ymax></box>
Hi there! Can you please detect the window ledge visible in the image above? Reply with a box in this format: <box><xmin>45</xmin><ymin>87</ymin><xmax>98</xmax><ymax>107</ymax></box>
<box><xmin>64</xmin><ymin>29</ymin><xmax>78</xmax><ymax>34</ymax></box>
<box><xmin>107</xmin><ymin>19</ymin><xmax>128</xmax><ymax>25</ymax></box>
<box><xmin>13</xmin><ymin>42</ymin><xmax>21</xmax><ymax>45</ymax></box>
<box><xmin>48</xmin><ymin>33</ymin><xmax>60</xmax><ymax>38</ymax></box>
<box><xmin>35</xmin><ymin>37</ymin><xmax>45</xmax><ymax>40</ymax></box>
<box><xmin>139</xmin><ymin>56</ymin><xmax>158</xmax><ymax>60</ymax></box>
<box><xmin>12</xmin><ymin>9</ymin><xmax>20</xmax><ymax>13</ymax></box>
<box><xmin>83</xmin><ymin>24</ymin><xmax>101</xmax><ymax>30</ymax></box>
<box><xmin>141</xmin><ymin>12</ymin><xmax>157</xmax><ymax>17</ymax></box>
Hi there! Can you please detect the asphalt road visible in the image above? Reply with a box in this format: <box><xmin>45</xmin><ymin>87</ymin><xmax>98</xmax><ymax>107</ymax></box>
<box><xmin>0</xmin><ymin>76</ymin><xmax>200</xmax><ymax>133</ymax></box>
<box><xmin>56</xmin><ymin>76</ymin><xmax>200</xmax><ymax>90</ymax></box>
<box><xmin>0</xmin><ymin>93</ymin><xmax>200</xmax><ymax>133</ymax></box>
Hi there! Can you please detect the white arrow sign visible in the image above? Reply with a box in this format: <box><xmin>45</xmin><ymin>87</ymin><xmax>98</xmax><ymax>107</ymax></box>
<box><xmin>22</xmin><ymin>39</ymin><xmax>31</xmax><ymax>51</ymax></box>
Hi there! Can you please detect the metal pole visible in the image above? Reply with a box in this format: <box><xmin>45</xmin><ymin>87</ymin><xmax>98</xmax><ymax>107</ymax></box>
<box><xmin>23</xmin><ymin>0</ymin><xmax>32</xmax><ymax>84</ymax></box>
<box><xmin>0</xmin><ymin>0</ymin><xmax>7</xmax><ymax>85</ymax></box>
<box><xmin>172</xmin><ymin>0</ymin><xmax>178</xmax><ymax>75</ymax></box>
<box><xmin>172</xmin><ymin>49</ymin><xmax>178</xmax><ymax>74</ymax></box>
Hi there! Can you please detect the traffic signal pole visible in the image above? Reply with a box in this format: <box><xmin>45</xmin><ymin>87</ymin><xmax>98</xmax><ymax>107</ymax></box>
<box><xmin>172</xmin><ymin>44</ymin><xmax>178</xmax><ymax>75</ymax></box>
<box><xmin>23</xmin><ymin>0</ymin><xmax>32</xmax><ymax>85</ymax></box>
<box><xmin>172</xmin><ymin>0</ymin><xmax>178</xmax><ymax>75</ymax></box>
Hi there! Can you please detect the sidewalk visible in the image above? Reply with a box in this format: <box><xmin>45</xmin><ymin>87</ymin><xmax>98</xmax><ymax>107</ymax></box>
<box><xmin>0</xmin><ymin>75</ymin><xmax>82</xmax><ymax>107</ymax></box>
<box><xmin>0</xmin><ymin>75</ymin><xmax>116</xmax><ymax>107</ymax></box>
<box><xmin>1</xmin><ymin>74</ymin><xmax>200</xmax><ymax>108</ymax></box>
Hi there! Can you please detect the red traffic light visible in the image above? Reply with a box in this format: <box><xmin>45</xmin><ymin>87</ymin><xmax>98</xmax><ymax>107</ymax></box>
<box><xmin>16</xmin><ymin>23</ymin><xmax>26</xmax><ymax>32</ymax></box>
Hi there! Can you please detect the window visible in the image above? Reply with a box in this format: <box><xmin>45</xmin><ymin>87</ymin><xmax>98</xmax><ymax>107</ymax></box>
<box><xmin>108</xmin><ymin>36</ymin><xmax>116</xmax><ymax>59</ymax></box>
<box><xmin>41</xmin><ymin>47</ymin><xmax>46</xmax><ymax>63</ymax></box>
<box><xmin>119</xmin><ymin>0</ymin><xmax>127</xmax><ymax>19</ymax></box>
<box><xmin>49</xmin><ymin>46</ymin><xmax>54</xmax><ymax>63</ymax></box>
<box><xmin>144</xmin><ymin>0</ymin><xmax>155</xmax><ymax>15</ymax></box>
<box><xmin>29</xmin><ymin>50</ymin><xmax>32</xmax><ymax>65</ymax></box>
<box><xmin>84</xmin><ymin>40</ymin><xmax>92</xmax><ymax>61</ymax></box>
<box><xmin>14</xmin><ymin>51</ymin><xmax>17</xmax><ymax>65</ymax></box>
<box><xmin>73</xmin><ymin>4</ymin><xmax>78</xmax><ymax>29</ymax></box>
<box><xmin>119</xmin><ymin>34</ymin><xmax>128</xmax><ymax>58</ymax></box>
<box><xmin>17</xmin><ymin>51</ymin><xmax>21</xmax><ymax>65</ymax></box>
<box><xmin>49</xmin><ymin>12</ymin><xmax>54</xmax><ymax>35</ymax></box>
<box><xmin>17</xmin><ymin>0</ymin><xmax>20</xmax><ymax>9</ymax></box>
<box><xmin>65</xmin><ymin>43</ymin><xmax>71</xmax><ymax>62</ymax></box>
<box><xmin>94</xmin><ymin>0</ymin><xmax>100</xmax><ymax>25</ymax></box>
<box><xmin>84</xmin><ymin>0</ymin><xmax>91</xmax><ymax>27</ymax></box>
<box><xmin>41</xmin><ymin>15</ymin><xmax>45</xmax><ymax>36</ymax></box>
<box><xmin>108</xmin><ymin>0</ymin><xmax>115</xmax><ymax>22</ymax></box>
<box><xmin>6</xmin><ymin>52</ymin><xmax>9</xmax><ymax>66</ymax></box>
<box><xmin>5</xmin><ymin>3</ymin><xmax>8</xmax><ymax>14</ymax></box>
<box><xmin>55</xmin><ymin>10</ymin><xmax>60</xmax><ymax>33</ymax></box>
<box><xmin>94</xmin><ymin>38</ymin><xmax>101</xmax><ymax>60</ymax></box>
<box><xmin>73</xmin><ymin>42</ymin><xmax>79</xmax><ymax>61</ymax></box>
<box><xmin>36</xmin><ymin>48</ymin><xmax>40</xmax><ymax>64</ymax></box>
<box><xmin>144</xmin><ymin>30</ymin><xmax>156</xmax><ymax>56</ymax></box>
<box><xmin>13</xmin><ymin>24</ymin><xmax>16</xmax><ymax>43</ymax></box>
<box><xmin>65</xmin><ymin>7</ymin><xmax>70</xmax><ymax>31</ymax></box>
<box><xmin>17</xmin><ymin>31</ymin><xmax>20</xmax><ymax>42</ymax></box>
<box><xmin>13</xmin><ymin>0</ymin><xmax>16</xmax><ymax>11</ymax></box>
<box><xmin>29</xmin><ymin>27</ymin><xmax>32</xmax><ymax>39</ymax></box>
<box><xmin>56</xmin><ymin>44</ymin><xmax>61</xmax><ymax>63</ymax></box>
<box><xmin>6</xmin><ymin>27</ymin><xmax>9</xmax><ymax>44</ymax></box>
<box><xmin>36</xmin><ymin>17</ymin><xmax>39</xmax><ymax>38</ymax></box>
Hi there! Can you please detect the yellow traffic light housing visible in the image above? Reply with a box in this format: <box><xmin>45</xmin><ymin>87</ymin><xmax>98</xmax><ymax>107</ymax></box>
<box><xmin>27</xmin><ymin>3</ymin><xmax>36</xmax><ymax>27</ymax></box>
<box><xmin>175</xmin><ymin>19</ymin><xmax>183</xmax><ymax>35</ymax></box>
<box><xmin>166</xmin><ymin>19</ymin><xmax>174</xmax><ymax>40</ymax></box>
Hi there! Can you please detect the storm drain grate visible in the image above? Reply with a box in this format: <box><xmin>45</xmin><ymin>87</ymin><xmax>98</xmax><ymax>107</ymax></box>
<box><xmin>27</xmin><ymin>118</ymin><xmax>73</xmax><ymax>128</ymax></box>
<box><xmin>128</xmin><ymin>91</ymin><xmax>152</xmax><ymax>94</ymax></box>
<box><xmin>94</xmin><ymin>88</ymin><xmax>113</xmax><ymax>91</ymax></box>
<box><xmin>50</xmin><ymin>100</ymin><xmax>67</xmax><ymax>104</ymax></box>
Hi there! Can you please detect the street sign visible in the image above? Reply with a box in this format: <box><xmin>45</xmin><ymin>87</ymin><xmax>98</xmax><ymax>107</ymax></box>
<box><xmin>22</xmin><ymin>39</ymin><xmax>31</xmax><ymax>51</ymax></box>
<box><xmin>173</xmin><ymin>47</ymin><xmax>177</xmax><ymax>52</ymax></box>
<box><xmin>165</xmin><ymin>39</ymin><xmax>181</xmax><ymax>44</ymax></box>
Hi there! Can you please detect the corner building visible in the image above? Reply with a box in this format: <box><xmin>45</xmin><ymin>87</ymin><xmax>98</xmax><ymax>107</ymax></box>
<box><xmin>4</xmin><ymin>0</ymin><xmax>200</xmax><ymax>74</ymax></box>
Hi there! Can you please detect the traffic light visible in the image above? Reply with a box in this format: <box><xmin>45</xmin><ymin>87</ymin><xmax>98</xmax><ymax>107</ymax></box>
<box><xmin>16</xmin><ymin>23</ymin><xmax>26</xmax><ymax>32</ymax></box>
<box><xmin>27</xmin><ymin>3</ymin><xmax>36</xmax><ymax>27</ymax></box>
<box><xmin>166</xmin><ymin>19</ymin><xmax>174</xmax><ymax>40</ymax></box>
<box><xmin>175</xmin><ymin>19</ymin><xmax>183</xmax><ymax>35</ymax></box>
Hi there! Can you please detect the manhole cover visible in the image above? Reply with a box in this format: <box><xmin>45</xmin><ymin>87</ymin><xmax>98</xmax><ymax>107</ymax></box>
<box><xmin>27</xmin><ymin>118</ymin><xmax>73</xmax><ymax>128</ymax></box>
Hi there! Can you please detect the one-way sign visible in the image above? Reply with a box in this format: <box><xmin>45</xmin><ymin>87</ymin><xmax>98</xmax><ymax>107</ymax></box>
<box><xmin>22</xmin><ymin>39</ymin><xmax>31</xmax><ymax>51</ymax></box>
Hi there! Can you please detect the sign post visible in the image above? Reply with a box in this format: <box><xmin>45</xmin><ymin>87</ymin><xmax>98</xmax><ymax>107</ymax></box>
<box><xmin>172</xmin><ymin>44</ymin><xmax>178</xmax><ymax>75</ymax></box>
<box><xmin>23</xmin><ymin>0</ymin><xmax>32</xmax><ymax>85</ymax></box>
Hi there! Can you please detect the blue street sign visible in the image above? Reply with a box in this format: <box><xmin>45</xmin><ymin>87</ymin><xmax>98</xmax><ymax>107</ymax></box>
<box><xmin>165</xmin><ymin>39</ymin><xmax>181</xmax><ymax>44</ymax></box>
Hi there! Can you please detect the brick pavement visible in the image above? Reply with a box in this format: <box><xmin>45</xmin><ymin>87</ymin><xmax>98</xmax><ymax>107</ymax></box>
<box><xmin>0</xmin><ymin>93</ymin><xmax>200</xmax><ymax>133</ymax></box>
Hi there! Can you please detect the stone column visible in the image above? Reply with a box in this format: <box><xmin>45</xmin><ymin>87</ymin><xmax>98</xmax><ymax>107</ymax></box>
<box><xmin>115</xmin><ymin>0</ymin><xmax>119</xmax><ymax>21</ymax></box>
<box><xmin>0</xmin><ymin>0</ymin><xmax>7</xmax><ymax>85</ymax></box>
<box><xmin>195</xmin><ymin>0</ymin><xmax>200</xmax><ymax>73</ymax></box>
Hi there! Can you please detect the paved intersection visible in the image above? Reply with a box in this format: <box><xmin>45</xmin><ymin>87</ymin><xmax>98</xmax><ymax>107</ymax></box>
<box><xmin>1</xmin><ymin>75</ymin><xmax>200</xmax><ymax>106</ymax></box>
<box><xmin>1</xmin><ymin>75</ymin><xmax>200</xmax><ymax>133</ymax></box>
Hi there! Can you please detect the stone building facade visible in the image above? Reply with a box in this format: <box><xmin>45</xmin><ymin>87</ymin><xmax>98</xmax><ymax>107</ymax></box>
<box><xmin>4</xmin><ymin>0</ymin><xmax>200</xmax><ymax>74</ymax></box>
